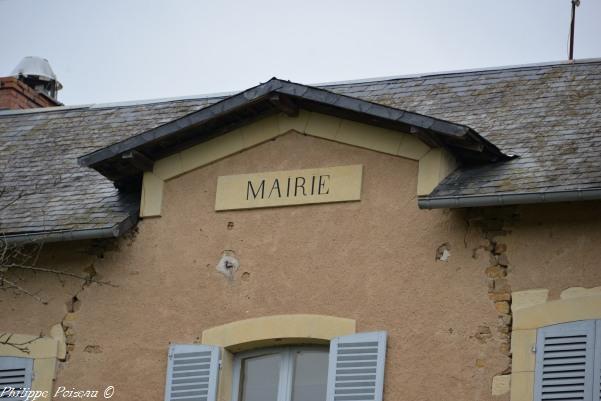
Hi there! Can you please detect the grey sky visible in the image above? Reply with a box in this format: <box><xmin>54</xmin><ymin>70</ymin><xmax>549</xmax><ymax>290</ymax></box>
<box><xmin>1</xmin><ymin>0</ymin><xmax>600</xmax><ymax>105</ymax></box>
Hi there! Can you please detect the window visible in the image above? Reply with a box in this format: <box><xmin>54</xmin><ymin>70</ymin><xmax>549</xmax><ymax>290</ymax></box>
<box><xmin>163</xmin><ymin>331</ymin><xmax>387</xmax><ymax>401</ymax></box>
<box><xmin>232</xmin><ymin>346</ymin><xmax>329</xmax><ymax>401</ymax></box>
<box><xmin>534</xmin><ymin>319</ymin><xmax>601</xmax><ymax>401</ymax></box>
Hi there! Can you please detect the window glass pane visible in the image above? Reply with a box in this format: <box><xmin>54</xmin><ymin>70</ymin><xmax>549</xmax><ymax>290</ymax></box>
<box><xmin>240</xmin><ymin>353</ymin><xmax>280</xmax><ymax>401</ymax></box>
<box><xmin>291</xmin><ymin>349</ymin><xmax>329</xmax><ymax>401</ymax></box>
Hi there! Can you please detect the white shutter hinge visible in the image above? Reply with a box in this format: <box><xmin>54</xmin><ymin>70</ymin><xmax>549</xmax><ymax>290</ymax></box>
<box><xmin>531</xmin><ymin>345</ymin><xmax>536</xmax><ymax>353</ymax></box>
<box><xmin>219</xmin><ymin>359</ymin><xmax>222</xmax><ymax>369</ymax></box>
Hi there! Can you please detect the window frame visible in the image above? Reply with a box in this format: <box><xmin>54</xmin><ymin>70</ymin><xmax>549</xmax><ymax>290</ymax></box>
<box><xmin>230</xmin><ymin>345</ymin><xmax>329</xmax><ymax>401</ymax></box>
<box><xmin>508</xmin><ymin>288</ymin><xmax>601</xmax><ymax>401</ymax></box>
<box><xmin>0</xmin><ymin>330</ymin><xmax>65</xmax><ymax>401</ymax></box>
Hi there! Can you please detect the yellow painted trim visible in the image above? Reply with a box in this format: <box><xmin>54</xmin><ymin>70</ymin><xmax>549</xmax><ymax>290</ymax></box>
<box><xmin>337</xmin><ymin>119</ymin><xmax>405</xmax><ymax>155</ymax></box>
<box><xmin>277</xmin><ymin>109</ymin><xmax>311</xmax><ymax>134</ymax></box>
<box><xmin>49</xmin><ymin>323</ymin><xmax>67</xmax><ymax>360</ymax></box>
<box><xmin>201</xmin><ymin>314</ymin><xmax>356</xmax><ymax>401</ymax></box>
<box><xmin>153</xmin><ymin>112</ymin><xmax>428</xmax><ymax>182</ymax></box>
<box><xmin>217</xmin><ymin>350</ymin><xmax>234</xmax><ymax>401</ymax></box>
<box><xmin>0</xmin><ymin>334</ymin><xmax>59</xmax><ymax>358</ymax></box>
<box><xmin>141</xmin><ymin>111</ymin><xmax>433</xmax><ymax>217</ymax></box>
<box><xmin>152</xmin><ymin>114</ymin><xmax>281</xmax><ymax>181</ymax></box>
<box><xmin>510</xmin><ymin>329</ymin><xmax>536</xmax><ymax>373</ymax></box>
<box><xmin>510</xmin><ymin>372</ymin><xmax>534</xmax><ymax>401</ymax></box>
<box><xmin>31</xmin><ymin>358</ymin><xmax>56</xmax><ymax>400</ymax></box>
<box><xmin>416</xmin><ymin>148</ymin><xmax>458</xmax><ymax>196</ymax></box>
<box><xmin>0</xmin><ymin>330</ymin><xmax>64</xmax><ymax>400</ymax></box>
<box><xmin>509</xmin><ymin>289</ymin><xmax>601</xmax><ymax>401</ymax></box>
<box><xmin>513</xmin><ymin>293</ymin><xmax>601</xmax><ymax>330</ymax></box>
<box><xmin>560</xmin><ymin>286</ymin><xmax>601</xmax><ymax>299</ymax></box>
<box><xmin>140</xmin><ymin>171</ymin><xmax>164</xmax><ymax>217</ymax></box>
<box><xmin>512</xmin><ymin>289</ymin><xmax>549</xmax><ymax>311</ymax></box>
<box><xmin>201</xmin><ymin>314</ymin><xmax>356</xmax><ymax>351</ymax></box>
<box><xmin>304</xmin><ymin>112</ymin><xmax>341</xmax><ymax>141</ymax></box>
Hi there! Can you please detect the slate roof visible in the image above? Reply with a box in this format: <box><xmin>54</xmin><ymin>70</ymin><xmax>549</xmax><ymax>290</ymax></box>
<box><xmin>0</xmin><ymin>98</ymin><xmax>221</xmax><ymax>241</ymax></box>
<box><xmin>324</xmin><ymin>60</ymin><xmax>601</xmax><ymax>201</ymax></box>
<box><xmin>1</xmin><ymin>59</ymin><xmax>600</xmax><ymax>240</ymax></box>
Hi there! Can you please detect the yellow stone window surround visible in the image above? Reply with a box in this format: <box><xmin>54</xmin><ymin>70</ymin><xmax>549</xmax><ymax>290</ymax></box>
<box><xmin>508</xmin><ymin>287</ymin><xmax>601</xmax><ymax>401</ymax></box>
<box><xmin>200</xmin><ymin>314</ymin><xmax>356</xmax><ymax>401</ymax></box>
<box><xmin>140</xmin><ymin>111</ymin><xmax>456</xmax><ymax>217</ymax></box>
<box><xmin>0</xmin><ymin>324</ymin><xmax>67</xmax><ymax>401</ymax></box>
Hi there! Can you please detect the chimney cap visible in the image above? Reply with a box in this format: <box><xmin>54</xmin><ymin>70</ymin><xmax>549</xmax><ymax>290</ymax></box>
<box><xmin>11</xmin><ymin>56</ymin><xmax>63</xmax><ymax>90</ymax></box>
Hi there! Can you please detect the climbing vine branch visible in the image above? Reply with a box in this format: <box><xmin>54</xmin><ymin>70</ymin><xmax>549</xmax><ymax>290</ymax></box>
<box><xmin>0</xmin><ymin>332</ymin><xmax>43</xmax><ymax>354</ymax></box>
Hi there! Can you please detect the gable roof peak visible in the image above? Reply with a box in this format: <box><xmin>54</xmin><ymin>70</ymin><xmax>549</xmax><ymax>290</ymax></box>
<box><xmin>78</xmin><ymin>79</ymin><xmax>510</xmax><ymax>184</ymax></box>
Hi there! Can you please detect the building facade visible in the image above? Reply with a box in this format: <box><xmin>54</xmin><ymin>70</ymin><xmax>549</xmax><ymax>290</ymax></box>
<box><xmin>1</xmin><ymin>60</ymin><xmax>601</xmax><ymax>401</ymax></box>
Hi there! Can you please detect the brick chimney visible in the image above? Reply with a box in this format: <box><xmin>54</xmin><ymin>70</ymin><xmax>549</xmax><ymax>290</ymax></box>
<box><xmin>0</xmin><ymin>57</ymin><xmax>63</xmax><ymax>110</ymax></box>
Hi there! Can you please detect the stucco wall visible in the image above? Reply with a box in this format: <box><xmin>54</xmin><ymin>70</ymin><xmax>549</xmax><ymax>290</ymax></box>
<box><xmin>2</xmin><ymin>132</ymin><xmax>601</xmax><ymax>401</ymax></box>
<box><xmin>503</xmin><ymin>202</ymin><xmax>601</xmax><ymax>296</ymax></box>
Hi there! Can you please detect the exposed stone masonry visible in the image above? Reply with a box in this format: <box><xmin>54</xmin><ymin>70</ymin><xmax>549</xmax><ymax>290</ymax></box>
<box><xmin>470</xmin><ymin>208</ymin><xmax>518</xmax><ymax>376</ymax></box>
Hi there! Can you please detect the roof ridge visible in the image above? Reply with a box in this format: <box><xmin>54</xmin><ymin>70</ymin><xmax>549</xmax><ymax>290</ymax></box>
<box><xmin>315</xmin><ymin>58</ymin><xmax>601</xmax><ymax>87</ymax></box>
<box><xmin>0</xmin><ymin>104</ymin><xmax>92</xmax><ymax>116</ymax></box>
<box><xmin>0</xmin><ymin>92</ymin><xmax>230</xmax><ymax>117</ymax></box>
<box><xmin>1</xmin><ymin>57</ymin><xmax>600</xmax><ymax>117</ymax></box>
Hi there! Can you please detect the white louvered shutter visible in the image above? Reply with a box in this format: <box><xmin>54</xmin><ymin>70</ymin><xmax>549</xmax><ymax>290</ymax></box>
<box><xmin>164</xmin><ymin>344</ymin><xmax>220</xmax><ymax>401</ymax></box>
<box><xmin>326</xmin><ymin>331</ymin><xmax>387</xmax><ymax>401</ymax></box>
<box><xmin>594</xmin><ymin>320</ymin><xmax>601</xmax><ymax>401</ymax></box>
<box><xmin>0</xmin><ymin>357</ymin><xmax>33</xmax><ymax>401</ymax></box>
<box><xmin>534</xmin><ymin>320</ymin><xmax>596</xmax><ymax>401</ymax></box>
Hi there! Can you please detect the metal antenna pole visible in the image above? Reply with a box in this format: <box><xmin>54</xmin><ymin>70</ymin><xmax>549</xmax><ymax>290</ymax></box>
<box><xmin>569</xmin><ymin>0</ymin><xmax>580</xmax><ymax>61</ymax></box>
